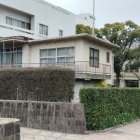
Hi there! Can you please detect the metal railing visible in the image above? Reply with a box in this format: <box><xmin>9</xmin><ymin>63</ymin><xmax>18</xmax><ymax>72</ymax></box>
<box><xmin>0</xmin><ymin>61</ymin><xmax>111</xmax><ymax>79</ymax></box>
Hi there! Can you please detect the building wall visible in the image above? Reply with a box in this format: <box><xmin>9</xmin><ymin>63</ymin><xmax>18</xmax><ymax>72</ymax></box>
<box><xmin>115</xmin><ymin>60</ymin><xmax>140</xmax><ymax>88</ymax></box>
<box><xmin>74</xmin><ymin>80</ymin><xmax>97</xmax><ymax>103</ymax></box>
<box><xmin>0</xmin><ymin>0</ymin><xmax>93</xmax><ymax>39</ymax></box>
<box><xmin>82</xmin><ymin>40</ymin><xmax>114</xmax><ymax>85</ymax></box>
<box><xmin>0</xmin><ymin>5</ymin><xmax>30</xmax><ymax>24</ymax></box>
<box><xmin>23</xmin><ymin>39</ymin><xmax>113</xmax><ymax>67</ymax></box>
<box><xmin>29</xmin><ymin>40</ymin><xmax>82</xmax><ymax>64</ymax></box>
<box><xmin>22</xmin><ymin>39</ymin><xmax>114</xmax><ymax>102</ymax></box>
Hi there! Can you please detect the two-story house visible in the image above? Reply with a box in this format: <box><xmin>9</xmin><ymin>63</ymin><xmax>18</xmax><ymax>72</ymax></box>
<box><xmin>0</xmin><ymin>34</ymin><xmax>119</xmax><ymax>102</ymax></box>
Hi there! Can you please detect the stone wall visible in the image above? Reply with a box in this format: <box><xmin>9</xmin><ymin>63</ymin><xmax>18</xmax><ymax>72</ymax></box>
<box><xmin>0</xmin><ymin>100</ymin><xmax>86</xmax><ymax>134</ymax></box>
<box><xmin>0</xmin><ymin>118</ymin><xmax>20</xmax><ymax>140</ymax></box>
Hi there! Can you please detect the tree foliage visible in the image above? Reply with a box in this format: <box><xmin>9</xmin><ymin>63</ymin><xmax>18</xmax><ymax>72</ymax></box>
<box><xmin>95</xmin><ymin>20</ymin><xmax>140</xmax><ymax>86</ymax></box>
<box><xmin>126</xmin><ymin>46</ymin><xmax>140</xmax><ymax>80</ymax></box>
<box><xmin>76</xmin><ymin>24</ymin><xmax>92</xmax><ymax>34</ymax></box>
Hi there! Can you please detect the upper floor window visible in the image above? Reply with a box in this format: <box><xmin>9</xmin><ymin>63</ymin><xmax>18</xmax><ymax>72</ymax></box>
<box><xmin>106</xmin><ymin>52</ymin><xmax>110</xmax><ymax>63</ymax></box>
<box><xmin>89</xmin><ymin>48</ymin><xmax>99</xmax><ymax>67</ymax></box>
<box><xmin>40</xmin><ymin>47</ymin><xmax>75</xmax><ymax>66</ymax></box>
<box><xmin>6</xmin><ymin>16</ymin><xmax>30</xmax><ymax>30</ymax></box>
<box><xmin>39</xmin><ymin>24</ymin><xmax>48</xmax><ymax>36</ymax></box>
<box><xmin>59</xmin><ymin>30</ymin><xmax>63</xmax><ymax>37</ymax></box>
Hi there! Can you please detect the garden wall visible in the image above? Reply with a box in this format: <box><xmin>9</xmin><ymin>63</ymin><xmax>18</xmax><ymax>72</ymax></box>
<box><xmin>0</xmin><ymin>118</ymin><xmax>20</xmax><ymax>140</ymax></box>
<box><xmin>0</xmin><ymin>100</ymin><xmax>86</xmax><ymax>134</ymax></box>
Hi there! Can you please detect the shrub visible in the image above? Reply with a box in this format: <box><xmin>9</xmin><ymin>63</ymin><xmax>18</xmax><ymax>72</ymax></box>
<box><xmin>96</xmin><ymin>80</ymin><xmax>108</xmax><ymax>87</ymax></box>
<box><xmin>80</xmin><ymin>88</ymin><xmax>140</xmax><ymax>130</ymax></box>
<box><xmin>0</xmin><ymin>67</ymin><xmax>75</xmax><ymax>102</ymax></box>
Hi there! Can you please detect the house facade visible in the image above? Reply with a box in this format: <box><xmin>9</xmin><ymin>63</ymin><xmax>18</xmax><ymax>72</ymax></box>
<box><xmin>116</xmin><ymin>61</ymin><xmax>140</xmax><ymax>88</ymax></box>
<box><xmin>0</xmin><ymin>34</ymin><xmax>119</xmax><ymax>102</ymax></box>
<box><xmin>0</xmin><ymin>0</ymin><xmax>93</xmax><ymax>39</ymax></box>
<box><xmin>119</xmin><ymin>72</ymin><xmax>140</xmax><ymax>88</ymax></box>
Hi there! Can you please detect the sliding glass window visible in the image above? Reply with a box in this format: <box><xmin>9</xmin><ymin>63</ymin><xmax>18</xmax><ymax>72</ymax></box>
<box><xmin>40</xmin><ymin>47</ymin><xmax>75</xmax><ymax>66</ymax></box>
<box><xmin>6</xmin><ymin>16</ymin><xmax>31</xmax><ymax>30</ymax></box>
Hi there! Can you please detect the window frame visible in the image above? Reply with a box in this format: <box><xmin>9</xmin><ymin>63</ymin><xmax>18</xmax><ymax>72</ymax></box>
<box><xmin>89</xmin><ymin>48</ymin><xmax>99</xmax><ymax>68</ymax></box>
<box><xmin>40</xmin><ymin>47</ymin><xmax>75</xmax><ymax>65</ymax></box>
<box><xmin>59</xmin><ymin>30</ymin><xmax>63</xmax><ymax>37</ymax></box>
<box><xmin>6</xmin><ymin>16</ymin><xmax>31</xmax><ymax>30</ymax></box>
<box><xmin>39</xmin><ymin>24</ymin><xmax>48</xmax><ymax>36</ymax></box>
<box><xmin>106</xmin><ymin>52</ymin><xmax>110</xmax><ymax>63</ymax></box>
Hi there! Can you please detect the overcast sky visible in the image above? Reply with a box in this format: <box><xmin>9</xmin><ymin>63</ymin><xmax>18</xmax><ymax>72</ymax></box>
<box><xmin>44</xmin><ymin>0</ymin><xmax>140</xmax><ymax>28</ymax></box>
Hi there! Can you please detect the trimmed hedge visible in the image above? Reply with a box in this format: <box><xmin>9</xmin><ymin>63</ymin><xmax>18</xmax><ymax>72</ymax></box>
<box><xmin>0</xmin><ymin>67</ymin><xmax>75</xmax><ymax>102</ymax></box>
<box><xmin>80</xmin><ymin>88</ymin><xmax>140</xmax><ymax>130</ymax></box>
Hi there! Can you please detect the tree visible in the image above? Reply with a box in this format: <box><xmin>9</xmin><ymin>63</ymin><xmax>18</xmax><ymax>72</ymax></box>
<box><xmin>95</xmin><ymin>21</ymin><xmax>140</xmax><ymax>87</ymax></box>
<box><xmin>126</xmin><ymin>46</ymin><xmax>140</xmax><ymax>80</ymax></box>
<box><xmin>76</xmin><ymin>24</ymin><xmax>92</xmax><ymax>34</ymax></box>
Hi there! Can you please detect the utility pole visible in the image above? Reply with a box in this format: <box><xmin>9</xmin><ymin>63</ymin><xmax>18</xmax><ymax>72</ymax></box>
<box><xmin>92</xmin><ymin>0</ymin><xmax>95</xmax><ymax>36</ymax></box>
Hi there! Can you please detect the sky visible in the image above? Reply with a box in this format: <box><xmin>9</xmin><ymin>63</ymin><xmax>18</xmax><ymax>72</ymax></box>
<box><xmin>44</xmin><ymin>0</ymin><xmax>140</xmax><ymax>28</ymax></box>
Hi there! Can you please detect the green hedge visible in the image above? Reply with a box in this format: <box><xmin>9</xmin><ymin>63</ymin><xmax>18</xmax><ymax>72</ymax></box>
<box><xmin>80</xmin><ymin>88</ymin><xmax>140</xmax><ymax>130</ymax></box>
<box><xmin>0</xmin><ymin>67</ymin><xmax>75</xmax><ymax>102</ymax></box>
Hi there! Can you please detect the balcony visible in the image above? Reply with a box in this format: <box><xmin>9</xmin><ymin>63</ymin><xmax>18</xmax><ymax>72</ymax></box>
<box><xmin>0</xmin><ymin>23</ymin><xmax>35</xmax><ymax>39</ymax></box>
<box><xmin>0</xmin><ymin>61</ymin><xmax>111</xmax><ymax>80</ymax></box>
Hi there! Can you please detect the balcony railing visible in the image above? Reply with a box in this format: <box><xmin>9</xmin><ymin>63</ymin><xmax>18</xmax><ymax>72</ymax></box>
<box><xmin>0</xmin><ymin>61</ymin><xmax>111</xmax><ymax>80</ymax></box>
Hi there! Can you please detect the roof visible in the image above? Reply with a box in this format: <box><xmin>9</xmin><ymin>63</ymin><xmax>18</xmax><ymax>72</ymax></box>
<box><xmin>29</xmin><ymin>34</ymin><xmax>120</xmax><ymax>49</ymax></box>
<box><xmin>0</xmin><ymin>36</ymin><xmax>30</xmax><ymax>48</ymax></box>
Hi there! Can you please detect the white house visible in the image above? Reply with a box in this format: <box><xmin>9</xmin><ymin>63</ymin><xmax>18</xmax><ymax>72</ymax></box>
<box><xmin>0</xmin><ymin>0</ymin><xmax>93</xmax><ymax>39</ymax></box>
<box><xmin>0</xmin><ymin>34</ymin><xmax>119</xmax><ymax>102</ymax></box>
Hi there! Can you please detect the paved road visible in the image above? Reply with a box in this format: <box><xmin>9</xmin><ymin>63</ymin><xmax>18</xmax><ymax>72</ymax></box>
<box><xmin>21</xmin><ymin>121</ymin><xmax>140</xmax><ymax>140</ymax></box>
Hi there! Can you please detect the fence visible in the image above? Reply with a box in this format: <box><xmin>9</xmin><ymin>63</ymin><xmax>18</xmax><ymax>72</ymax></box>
<box><xmin>0</xmin><ymin>61</ymin><xmax>111</xmax><ymax>80</ymax></box>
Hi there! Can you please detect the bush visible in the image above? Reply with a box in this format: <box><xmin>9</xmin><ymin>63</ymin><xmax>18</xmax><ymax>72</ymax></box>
<box><xmin>80</xmin><ymin>88</ymin><xmax>140</xmax><ymax>130</ymax></box>
<box><xmin>0</xmin><ymin>67</ymin><xmax>75</xmax><ymax>102</ymax></box>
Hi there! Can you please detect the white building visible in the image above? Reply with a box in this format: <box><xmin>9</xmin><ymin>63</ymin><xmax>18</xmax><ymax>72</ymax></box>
<box><xmin>0</xmin><ymin>0</ymin><xmax>93</xmax><ymax>39</ymax></box>
<box><xmin>0</xmin><ymin>34</ymin><xmax>119</xmax><ymax>102</ymax></box>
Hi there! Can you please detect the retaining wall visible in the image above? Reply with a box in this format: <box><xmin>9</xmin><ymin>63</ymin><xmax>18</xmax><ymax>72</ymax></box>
<box><xmin>0</xmin><ymin>100</ymin><xmax>86</xmax><ymax>134</ymax></box>
<box><xmin>0</xmin><ymin>118</ymin><xmax>20</xmax><ymax>140</ymax></box>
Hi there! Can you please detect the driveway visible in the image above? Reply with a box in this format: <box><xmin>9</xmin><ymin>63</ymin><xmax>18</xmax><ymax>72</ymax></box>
<box><xmin>21</xmin><ymin>121</ymin><xmax>140</xmax><ymax>140</ymax></box>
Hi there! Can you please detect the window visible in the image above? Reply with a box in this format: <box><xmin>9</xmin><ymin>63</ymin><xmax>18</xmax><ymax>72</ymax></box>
<box><xmin>39</xmin><ymin>24</ymin><xmax>48</xmax><ymax>36</ymax></box>
<box><xmin>6</xmin><ymin>17</ymin><xmax>12</xmax><ymax>25</ymax></box>
<box><xmin>89</xmin><ymin>48</ymin><xmax>99</xmax><ymax>67</ymax></box>
<box><xmin>106</xmin><ymin>52</ymin><xmax>110</xmax><ymax>63</ymax></box>
<box><xmin>6</xmin><ymin>16</ymin><xmax>31</xmax><ymax>30</ymax></box>
<box><xmin>125</xmin><ymin>80</ymin><xmax>139</xmax><ymax>87</ymax></box>
<box><xmin>0</xmin><ymin>47</ymin><xmax>22</xmax><ymax>67</ymax></box>
<box><xmin>40</xmin><ymin>47</ymin><xmax>75</xmax><ymax>66</ymax></box>
<box><xmin>59</xmin><ymin>30</ymin><xmax>63</xmax><ymax>37</ymax></box>
<box><xmin>40</xmin><ymin>49</ymin><xmax>56</xmax><ymax>64</ymax></box>
<box><xmin>57</xmin><ymin>47</ymin><xmax>74</xmax><ymax>63</ymax></box>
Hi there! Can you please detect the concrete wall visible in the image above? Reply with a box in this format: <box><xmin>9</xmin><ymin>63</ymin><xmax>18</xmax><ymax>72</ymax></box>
<box><xmin>0</xmin><ymin>0</ymin><xmax>93</xmax><ymax>39</ymax></box>
<box><xmin>24</xmin><ymin>39</ymin><xmax>113</xmax><ymax>65</ymax></box>
<box><xmin>0</xmin><ymin>5</ymin><xmax>30</xmax><ymax>24</ymax></box>
<box><xmin>83</xmin><ymin>41</ymin><xmax>114</xmax><ymax>85</ymax></box>
<box><xmin>29</xmin><ymin>39</ymin><xmax>80</xmax><ymax>64</ymax></box>
<box><xmin>0</xmin><ymin>100</ymin><xmax>87</xmax><ymax>134</ymax></box>
<box><xmin>74</xmin><ymin>80</ymin><xmax>97</xmax><ymax>103</ymax></box>
<box><xmin>0</xmin><ymin>118</ymin><xmax>20</xmax><ymax>140</ymax></box>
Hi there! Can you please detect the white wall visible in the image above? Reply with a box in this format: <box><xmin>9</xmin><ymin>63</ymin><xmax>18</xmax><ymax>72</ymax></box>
<box><xmin>0</xmin><ymin>5</ymin><xmax>30</xmax><ymax>24</ymax></box>
<box><xmin>22</xmin><ymin>38</ymin><xmax>114</xmax><ymax>102</ymax></box>
<box><xmin>82</xmin><ymin>41</ymin><xmax>114</xmax><ymax>85</ymax></box>
<box><xmin>74</xmin><ymin>80</ymin><xmax>96</xmax><ymax>103</ymax></box>
<box><xmin>0</xmin><ymin>0</ymin><xmax>93</xmax><ymax>39</ymax></box>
